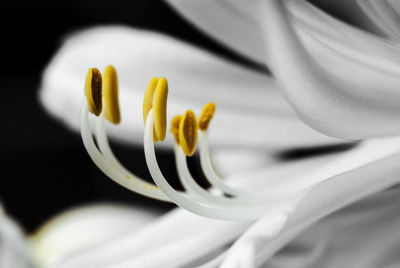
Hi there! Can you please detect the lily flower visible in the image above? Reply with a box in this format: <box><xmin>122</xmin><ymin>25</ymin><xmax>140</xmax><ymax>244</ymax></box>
<box><xmin>31</xmin><ymin>0</ymin><xmax>400</xmax><ymax>267</ymax></box>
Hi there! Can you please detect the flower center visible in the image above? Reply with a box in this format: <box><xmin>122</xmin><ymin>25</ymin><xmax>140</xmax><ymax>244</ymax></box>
<box><xmin>80</xmin><ymin>66</ymin><xmax>307</xmax><ymax>221</ymax></box>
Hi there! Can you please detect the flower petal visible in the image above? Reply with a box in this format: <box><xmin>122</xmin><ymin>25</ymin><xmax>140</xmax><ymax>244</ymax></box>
<box><xmin>166</xmin><ymin>0</ymin><xmax>400</xmax><ymax>138</ymax></box>
<box><xmin>39</xmin><ymin>26</ymin><xmax>343</xmax><ymax>150</ymax></box>
<box><xmin>0</xmin><ymin>205</ymin><xmax>33</xmax><ymax>268</ymax></box>
<box><xmin>164</xmin><ymin>0</ymin><xmax>400</xmax><ymax>67</ymax></box>
<box><xmin>30</xmin><ymin>203</ymin><xmax>164</xmax><ymax>268</ymax></box>
<box><xmin>47</xmin><ymin>142</ymin><xmax>359</xmax><ymax>268</ymax></box>
<box><xmin>221</xmin><ymin>136</ymin><xmax>400</xmax><ymax>267</ymax></box>
<box><xmin>51</xmin><ymin>208</ymin><xmax>250</xmax><ymax>268</ymax></box>
<box><xmin>356</xmin><ymin>0</ymin><xmax>400</xmax><ymax>41</ymax></box>
<box><xmin>260</xmin><ymin>0</ymin><xmax>400</xmax><ymax>139</ymax></box>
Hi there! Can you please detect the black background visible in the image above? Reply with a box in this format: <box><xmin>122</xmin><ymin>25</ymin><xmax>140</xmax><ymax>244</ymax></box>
<box><xmin>0</xmin><ymin>0</ymin><xmax>364</xmax><ymax>232</ymax></box>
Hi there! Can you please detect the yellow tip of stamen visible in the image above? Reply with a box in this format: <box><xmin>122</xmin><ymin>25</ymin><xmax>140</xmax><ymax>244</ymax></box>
<box><xmin>103</xmin><ymin>65</ymin><xmax>121</xmax><ymax>124</ymax></box>
<box><xmin>153</xmin><ymin>76</ymin><xmax>168</xmax><ymax>141</ymax></box>
<box><xmin>198</xmin><ymin>102</ymin><xmax>216</xmax><ymax>131</ymax></box>
<box><xmin>179</xmin><ymin>110</ymin><xmax>198</xmax><ymax>156</ymax></box>
<box><xmin>85</xmin><ymin>68</ymin><xmax>102</xmax><ymax>116</ymax></box>
<box><xmin>143</xmin><ymin>77</ymin><xmax>159</xmax><ymax>142</ymax></box>
<box><xmin>143</xmin><ymin>77</ymin><xmax>158</xmax><ymax>124</ymax></box>
<box><xmin>170</xmin><ymin>115</ymin><xmax>182</xmax><ymax>145</ymax></box>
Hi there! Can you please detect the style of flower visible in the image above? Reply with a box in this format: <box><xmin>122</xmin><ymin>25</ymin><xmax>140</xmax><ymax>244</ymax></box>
<box><xmin>3</xmin><ymin>0</ymin><xmax>400</xmax><ymax>267</ymax></box>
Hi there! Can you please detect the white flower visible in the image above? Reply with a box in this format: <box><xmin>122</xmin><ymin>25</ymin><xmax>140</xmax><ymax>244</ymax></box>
<box><xmin>28</xmin><ymin>0</ymin><xmax>400</xmax><ymax>267</ymax></box>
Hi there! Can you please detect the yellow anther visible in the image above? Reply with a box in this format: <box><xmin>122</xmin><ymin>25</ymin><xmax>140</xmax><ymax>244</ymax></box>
<box><xmin>143</xmin><ymin>77</ymin><xmax>159</xmax><ymax>142</ymax></box>
<box><xmin>198</xmin><ymin>102</ymin><xmax>216</xmax><ymax>131</ymax></box>
<box><xmin>179</xmin><ymin>110</ymin><xmax>198</xmax><ymax>156</ymax></box>
<box><xmin>85</xmin><ymin>68</ymin><xmax>102</xmax><ymax>116</ymax></box>
<box><xmin>170</xmin><ymin>115</ymin><xmax>181</xmax><ymax>145</ymax></box>
<box><xmin>103</xmin><ymin>65</ymin><xmax>121</xmax><ymax>124</ymax></box>
<box><xmin>143</xmin><ymin>77</ymin><xmax>158</xmax><ymax>124</ymax></box>
<box><xmin>153</xmin><ymin>76</ymin><xmax>168</xmax><ymax>141</ymax></box>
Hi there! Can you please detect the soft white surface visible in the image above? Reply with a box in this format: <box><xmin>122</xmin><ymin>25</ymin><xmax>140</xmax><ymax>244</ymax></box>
<box><xmin>356</xmin><ymin>0</ymin><xmax>400</xmax><ymax>41</ymax></box>
<box><xmin>0</xmin><ymin>205</ymin><xmax>33</xmax><ymax>268</ymax></box>
<box><xmin>26</xmin><ymin>134</ymin><xmax>399</xmax><ymax>268</ymax></box>
<box><xmin>34</xmin><ymin>1</ymin><xmax>400</xmax><ymax>267</ymax></box>
<box><xmin>39</xmin><ymin>26</ymin><xmax>343</xmax><ymax>151</ymax></box>
<box><xmin>165</xmin><ymin>0</ymin><xmax>400</xmax><ymax>139</ymax></box>
<box><xmin>30</xmin><ymin>203</ymin><xmax>164</xmax><ymax>268</ymax></box>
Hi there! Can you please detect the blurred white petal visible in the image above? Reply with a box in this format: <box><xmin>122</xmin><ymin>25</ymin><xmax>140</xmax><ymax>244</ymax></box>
<box><xmin>211</xmin><ymin>148</ymin><xmax>280</xmax><ymax>178</ymax></box>
<box><xmin>33</xmin><ymin>145</ymin><xmax>347</xmax><ymax>268</ymax></box>
<box><xmin>42</xmin><ymin>137</ymin><xmax>399</xmax><ymax>268</ymax></box>
<box><xmin>0</xmin><ymin>205</ymin><xmax>33</xmax><ymax>268</ymax></box>
<box><xmin>39</xmin><ymin>26</ymin><xmax>343</xmax><ymax>151</ymax></box>
<box><xmin>49</xmin><ymin>207</ymin><xmax>249</xmax><ymax>268</ymax></box>
<box><xmin>356</xmin><ymin>0</ymin><xmax>400</xmax><ymax>41</ymax></box>
<box><xmin>30</xmin><ymin>203</ymin><xmax>164</xmax><ymax>268</ymax></box>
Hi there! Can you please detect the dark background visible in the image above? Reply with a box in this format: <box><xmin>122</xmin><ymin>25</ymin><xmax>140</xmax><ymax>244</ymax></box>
<box><xmin>0</xmin><ymin>0</ymin><xmax>368</xmax><ymax>232</ymax></box>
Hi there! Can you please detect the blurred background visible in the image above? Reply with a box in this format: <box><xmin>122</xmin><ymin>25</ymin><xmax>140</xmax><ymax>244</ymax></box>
<box><xmin>0</xmin><ymin>0</ymin><xmax>372</xmax><ymax>233</ymax></box>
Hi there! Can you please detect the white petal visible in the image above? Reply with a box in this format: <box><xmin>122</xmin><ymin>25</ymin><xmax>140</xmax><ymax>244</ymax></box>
<box><xmin>262</xmin><ymin>189</ymin><xmax>400</xmax><ymax>268</ymax></box>
<box><xmin>0</xmin><ymin>205</ymin><xmax>33</xmax><ymax>268</ymax></box>
<box><xmin>166</xmin><ymin>0</ymin><xmax>400</xmax><ymax>138</ymax></box>
<box><xmin>51</xmin><ymin>208</ymin><xmax>250</xmax><ymax>268</ymax></box>
<box><xmin>221</xmin><ymin>136</ymin><xmax>400</xmax><ymax>267</ymax></box>
<box><xmin>164</xmin><ymin>0</ymin><xmax>400</xmax><ymax>67</ymax></box>
<box><xmin>165</xmin><ymin>0</ymin><xmax>400</xmax><ymax>106</ymax></box>
<box><xmin>356</xmin><ymin>0</ymin><xmax>400</xmax><ymax>41</ymax></box>
<box><xmin>259</xmin><ymin>0</ymin><xmax>400</xmax><ymax>139</ymax></box>
<box><xmin>30</xmin><ymin>203</ymin><xmax>164</xmax><ymax>268</ymax></box>
<box><xmin>218</xmin><ymin>147</ymin><xmax>348</xmax><ymax>191</ymax></box>
<box><xmin>210</xmin><ymin>148</ymin><xmax>278</xmax><ymax>177</ymax></box>
<box><xmin>49</xmin><ymin>143</ymin><xmax>359</xmax><ymax>268</ymax></box>
<box><xmin>39</xmin><ymin>26</ymin><xmax>343</xmax><ymax>150</ymax></box>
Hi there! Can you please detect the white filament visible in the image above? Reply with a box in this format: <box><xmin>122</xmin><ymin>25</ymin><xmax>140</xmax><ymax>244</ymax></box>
<box><xmin>144</xmin><ymin>109</ymin><xmax>302</xmax><ymax>220</ymax></box>
<box><xmin>174</xmin><ymin>145</ymin><xmax>263</xmax><ymax>206</ymax></box>
<box><xmin>199</xmin><ymin>131</ymin><xmax>262</xmax><ymax>198</ymax></box>
<box><xmin>80</xmin><ymin>101</ymin><xmax>170</xmax><ymax>201</ymax></box>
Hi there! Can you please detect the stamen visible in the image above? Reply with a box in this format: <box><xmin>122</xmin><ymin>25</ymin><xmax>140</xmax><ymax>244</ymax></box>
<box><xmin>174</xmin><ymin>144</ymin><xmax>261</xmax><ymax>206</ymax></box>
<box><xmin>199</xmin><ymin>131</ymin><xmax>259</xmax><ymax>197</ymax></box>
<box><xmin>179</xmin><ymin>110</ymin><xmax>198</xmax><ymax>156</ymax></box>
<box><xmin>144</xmin><ymin>109</ymin><xmax>271</xmax><ymax>220</ymax></box>
<box><xmin>80</xmin><ymin>101</ymin><xmax>169</xmax><ymax>201</ymax></box>
<box><xmin>78</xmin><ymin>64</ymin><xmax>322</xmax><ymax>222</ymax></box>
<box><xmin>85</xmin><ymin>68</ymin><xmax>102</xmax><ymax>116</ymax></box>
<box><xmin>197</xmin><ymin>107</ymin><xmax>289</xmax><ymax>199</ymax></box>
<box><xmin>80</xmin><ymin>68</ymin><xmax>303</xmax><ymax>220</ymax></box>
<box><xmin>103</xmin><ymin>65</ymin><xmax>121</xmax><ymax>124</ymax></box>
<box><xmin>81</xmin><ymin>67</ymin><xmax>171</xmax><ymax>201</ymax></box>
<box><xmin>170</xmin><ymin>115</ymin><xmax>181</xmax><ymax>145</ymax></box>
<box><xmin>198</xmin><ymin>102</ymin><xmax>216</xmax><ymax>131</ymax></box>
<box><xmin>153</xmin><ymin>76</ymin><xmax>168</xmax><ymax>141</ymax></box>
